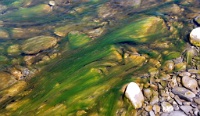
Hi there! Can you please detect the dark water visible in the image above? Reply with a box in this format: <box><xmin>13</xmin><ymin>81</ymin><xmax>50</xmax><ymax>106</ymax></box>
<box><xmin>0</xmin><ymin>0</ymin><xmax>197</xmax><ymax>115</ymax></box>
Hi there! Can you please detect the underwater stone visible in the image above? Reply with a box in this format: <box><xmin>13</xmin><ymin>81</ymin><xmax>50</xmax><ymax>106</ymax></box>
<box><xmin>21</xmin><ymin>36</ymin><xmax>57</xmax><ymax>54</ymax></box>
<box><xmin>0</xmin><ymin>72</ymin><xmax>17</xmax><ymax>91</ymax></box>
<box><xmin>125</xmin><ymin>82</ymin><xmax>144</xmax><ymax>109</ymax></box>
<box><xmin>0</xmin><ymin>29</ymin><xmax>9</xmax><ymax>39</ymax></box>
<box><xmin>7</xmin><ymin>44</ymin><xmax>21</xmax><ymax>56</ymax></box>
<box><xmin>190</xmin><ymin>27</ymin><xmax>200</xmax><ymax>47</ymax></box>
<box><xmin>113</xmin><ymin>0</ymin><xmax>142</xmax><ymax>7</ymax></box>
<box><xmin>68</xmin><ymin>31</ymin><xmax>91</xmax><ymax>49</ymax></box>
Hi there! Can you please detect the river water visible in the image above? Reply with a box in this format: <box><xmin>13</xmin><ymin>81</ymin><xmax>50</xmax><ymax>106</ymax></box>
<box><xmin>0</xmin><ymin>0</ymin><xmax>199</xmax><ymax>115</ymax></box>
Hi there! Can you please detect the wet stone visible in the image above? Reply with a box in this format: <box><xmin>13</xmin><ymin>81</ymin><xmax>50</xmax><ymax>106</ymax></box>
<box><xmin>182</xmin><ymin>76</ymin><xmax>198</xmax><ymax>91</ymax></box>
<box><xmin>172</xmin><ymin>87</ymin><xmax>196</xmax><ymax>101</ymax></box>
<box><xmin>150</xmin><ymin>91</ymin><xmax>159</xmax><ymax>105</ymax></box>
<box><xmin>161</xmin><ymin>102</ymin><xmax>174</xmax><ymax>113</ymax></box>
<box><xmin>168</xmin><ymin>111</ymin><xmax>187</xmax><ymax>116</ymax></box>
<box><xmin>174</xmin><ymin>95</ymin><xmax>183</xmax><ymax>105</ymax></box>
<box><xmin>153</xmin><ymin>105</ymin><xmax>160</xmax><ymax>114</ymax></box>
<box><xmin>21</xmin><ymin>36</ymin><xmax>57</xmax><ymax>54</ymax></box>
<box><xmin>125</xmin><ymin>82</ymin><xmax>144</xmax><ymax>109</ymax></box>
<box><xmin>145</xmin><ymin>105</ymin><xmax>153</xmax><ymax>112</ymax></box>
<box><xmin>149</xmin><ymin>110</ymin><xmax>155</xmax><ymax>116</ymax></box>
<box><xmin>194</xmin><ymin>98</ymin><xmax>200</xmax><ymax>105</ymax></box>
<box><xmin>0</xmin><ymin>72</ymin><xmax>17</xmax><ymax>90</ymax></box>
<box><xmin>179</xmin><ymin>72</ymin><xmax>191</xmax><ymax>77</ymax></box>
<box><xmin>180</xmin><ymin>105</ymin><xmax>193</xmax><ymax>114</ymax></box>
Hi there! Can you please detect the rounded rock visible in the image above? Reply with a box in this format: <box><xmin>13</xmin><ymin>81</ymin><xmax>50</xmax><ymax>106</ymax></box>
<box><xmin>190</xmin><ymin>27</ymin><xmax>200</xmax><ymax>47</ymax></box>
<box><xmin>21</xmin><ymin>36</ymin><xmax>57</xmax><ymax>54</ymax></box>
<box><xmin>125</xmin><ymin>82</ymin><xmax>144</xmax><ymax>109</ymax></box>
<box><xmin>182</xmin><ymin>76</ymin><xmax>198</xmax><ymax>91</ymax></box>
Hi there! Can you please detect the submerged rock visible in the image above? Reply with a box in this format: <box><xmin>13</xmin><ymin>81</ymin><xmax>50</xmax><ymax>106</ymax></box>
<box><xmin>0</xmin><ymin>72</ymin><xmax>17</xmax><ymax>91</ymax></box>
<box><xmin>125</xmin><ymin>82</ymin><xmax>144</xmax><ymax>109</ymax></box>
<box><xmin>68</xmin><ymin>31</ymin><xmax>91</xmax><ymax>49</ymax></box>
<box><xmin>0</xmin><ymin>29</ymin><xmax>9</xmax><ymax>39</ymax></box>
<box><xmin>21</xmin><ymin>36</ymin><xmax>57</xmax><ymax>54</ymax></box>
<box><xmin>113</xmin><ymin>0</ymin><xmax>142</xmax><ymax>7</ymax></box>
<box><xmin>112</xmin><ymin>16</ymin><xmax>168</xmax><ymax>43</ymax></box>
<box><xmin>7</xmin><ymin>44</ymin><xmax>21</xmax><ymax>56</ymax></box>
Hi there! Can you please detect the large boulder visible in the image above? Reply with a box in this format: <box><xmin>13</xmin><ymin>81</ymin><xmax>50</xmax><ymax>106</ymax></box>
<box><xmin>21</xmin><ymin>36</ymin><xmax>57</xmax><ymax>54</ymax></box>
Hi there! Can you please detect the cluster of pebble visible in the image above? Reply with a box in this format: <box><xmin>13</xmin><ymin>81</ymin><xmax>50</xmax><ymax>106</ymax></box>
<box><xmin>125</xmin><ymin>27</ymin><xmax>200</xmax><ymax>116</ymax></box>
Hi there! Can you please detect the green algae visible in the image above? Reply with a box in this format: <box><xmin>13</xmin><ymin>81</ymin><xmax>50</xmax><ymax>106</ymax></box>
<box><xmin>0</xmin><ymin>14</ymin><xmax>186</xmax><ymax>115</ymax></box>
<box><xmin>68</xmin><ymin>31</ymin><xmax>92</xmax><ymax>49</ymax></box>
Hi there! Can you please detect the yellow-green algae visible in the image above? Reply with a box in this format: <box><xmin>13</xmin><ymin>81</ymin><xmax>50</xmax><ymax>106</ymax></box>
<box><xmin>0</xmin><ymin>16</ymin><xmax>186</xmax><ymax>115</ymax></box>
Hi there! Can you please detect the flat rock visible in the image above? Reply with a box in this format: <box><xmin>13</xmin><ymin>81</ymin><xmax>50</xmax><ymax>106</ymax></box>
<box><xmin>0</xmin><ymin>72</ymin><xmax>17</xmax><ymax>90</ymax></box>
<box><xmin>125</xmin><ymin>82</ymin><xmax>144</xmax><ymax>109</ymax></box>
<box><xmin>168</xmin><ymin>111</ymin><xmax>187</xmax><ymax>116</ymax></box>
<box><xmin>172</xmin><ymin>87</ymin><xmax>196</xmax><ymax>101</ymax></box>
<box><xmin>180</xmin><ymin>105</ymin><xmax>192</xmax><ymax>114</ymax></box>
<box><xmin>194</xmin><ymin>98</ymin><xmax>200</xmax><ymax>105</ymax></box>
<box><xmin>21</xmin><ymin>36</ymin><xmax>57</xmax><ymax>54</ymax></box>
<box><xmin>113</xmin><ymin>0</ymin><xmax>142</xmax><ymax>7</ymax></box>
<box><xmin>161</xmin><ymin>102</ymin><xmax>174</xmax><ymax>113</ymax></box>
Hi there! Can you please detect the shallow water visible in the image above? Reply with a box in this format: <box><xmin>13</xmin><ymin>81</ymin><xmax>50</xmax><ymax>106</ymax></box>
<box><xmin>0</xmin><ymin>0</ymin><xmax>197</xmax><ymax>115</ymax></box>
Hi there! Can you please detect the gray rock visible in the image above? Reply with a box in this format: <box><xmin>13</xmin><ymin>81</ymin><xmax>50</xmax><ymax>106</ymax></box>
<box><xmin>149</xmin><ymin>110</ymin><xmax>155</xmax><ymax>116</ymax></box>
<box><xmin>172</xmin><ymin>87</ymin><xmax>196</xmax><ymax>101</ymax></box>
<box><xmin>113</xmin><ymin>0</ymin><xmax>142</xmax><ymax>7</ymax></box>
<box><xmin>182</xmin><ymin>76</ymin><xmax>198</xmax><ymax>91</ymax></box>
<box><xmin>194</xmin><ymin>98</ymin><xmax>200</xmax><ymax>105</ymax></box>
<box><xmin>179</xmin><ymin>72</ymin><xmax>191</xmax><ymax>77</ymax></box>
<box><xmin>180</xmin><ymin>105</ymin><xmax>193</xmax><ymax>114</ymax></box>
<box><xmin>161</xmin><ymin>102</ymin><xmax>174</xmax><ymax>113</ymax></box>
<box><xmin>21</xmin><ymin>36</ymin><xmax>57</xmax><ymax>54</ymax></box>
<box><xmin>168</xmin><ymin>111</ymin><xmax>187</xmax><ymax>116</ymax></box>
<box><xmin>174</xmin><ymin>95</ymin><xmax>183</xmax><ymax>105</ymax></box>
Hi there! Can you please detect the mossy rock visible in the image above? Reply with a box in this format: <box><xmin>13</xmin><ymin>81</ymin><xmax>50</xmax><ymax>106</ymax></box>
<box><xmin>7</xmin><ymin>44</ymin><xmax>21</xmax><ymax>55</ymax></box>
<box><xmin>68</xmin><ymin>31</ymin><xmax>92</xmax><ymax>49</ymax></box>
<box><xmin>21</xmin><ymin>36</ymin><xmax>57</xmax><ymax>54</ymax></box>
<box><xmin>0</xmin><ymin>72</ymin><xmax>17</xmax><ymax>91</ymax></box>
<box><xmin>109</xmin><ymin>16</ymin><xmax>169</xmax><ymax>43</ymax></box>
<box><xmin>163</xmin><ymin>51</ymin><xmax>181</xmax><ymax>60</ymax></box>
<box><xmin>0</xmin><ymin>4</ymin><xmax>51</xmax><ymax>21</ymax></box>
<box><xmin>0</xmin><ymin>55</ymin><xmax>8</xmax><ymax>64</ymax></box>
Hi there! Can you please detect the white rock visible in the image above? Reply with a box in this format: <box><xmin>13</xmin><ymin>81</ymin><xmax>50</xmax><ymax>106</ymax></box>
<box><xmin>190</xmin><ymin>27</ymin><xmax>200</xmax><ymax>47</ymax></box>
<box><xmin>49</xmin><ymin>1</ymin><xmax>55</xmax><ymax>6</ymax></box>
<box><xmin>125</xmin><ymin>82</ymin><xmax>144</xmax><ymax>109</ymax></box>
